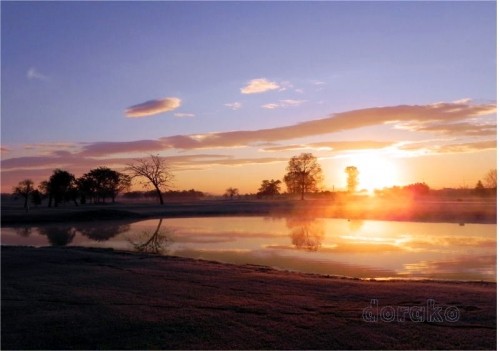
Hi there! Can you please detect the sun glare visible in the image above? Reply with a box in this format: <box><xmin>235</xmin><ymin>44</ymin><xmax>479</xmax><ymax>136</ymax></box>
<box><xmin>347</xmin><ymin>153</ymin><xmax>400</xmax><ymax>192</ymax></box>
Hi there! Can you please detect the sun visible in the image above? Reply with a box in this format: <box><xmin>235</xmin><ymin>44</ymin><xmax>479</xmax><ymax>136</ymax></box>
<box><xmin>346</xmin><ymin>153</ymin><xmax>401</xmax><ymax>192</ymax></box>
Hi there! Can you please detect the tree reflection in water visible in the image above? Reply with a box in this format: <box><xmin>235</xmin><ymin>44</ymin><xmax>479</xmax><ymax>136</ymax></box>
<box><xmin>286</xmin><ymin>217</ymin><xmax>325</xmax><ymax>251</ymax></box>
<box><xmin>77</xmin><ymin>223</ymin><xmax>130</xmax><ymax>241</ymax></box>
<box><xmin>13</xmin><ymin>227</ymin><xmax>32</xmax><ymax>238</ymax></box>
<box><xmin>38</xmin><ymin>227</ymin><xmax>77</xmax><ymax>246</ymax></box>
<box><xmin>128</xmin><ymin>218</ymin><xmax>173</xmax><ymax>254</ymax></box>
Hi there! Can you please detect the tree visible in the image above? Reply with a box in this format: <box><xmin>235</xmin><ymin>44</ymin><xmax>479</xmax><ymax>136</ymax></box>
<box><xmin>345</xmin><ymin>166</ymin><xmax>359</xmax><ymax>193</ymax></box>
<box><xmin>12</xmin><ymin>179</ymin><xmax>34</xmax><ymax>209</ymax></box>
<box><xmin>78</xmin><ymin>167</ymin><xmax>131</xmax><ymax>203</ymax></box>
<box><xmin>46</xmin><ymin>169</ymin><xmax>78</xmax><ymax>207</ymax></box>
<box><xmin>474</xmin><ymin>180</ymin><xmax>486</xmax><ymax>195</ymax></box>
<box><xmin>224</xmin><ymin>187</ymin><xmax>239</xmax><ymax>199</ymax></box>
<box><xmin>257</xmin><ymin>179</ymin><xmax>281</xmax><ymax>197</ymax></box>
<box><xmin>484</xmin><ymin>169</ymin><xmax>497</xmax><ymax>190</ymax></box>
<box><xmin>284</xmin><ymin>153</ymin><xmax>323</xmax><ymax>200</ymax></box>
<box><xmin>126</xmin><ymin>155</ymin><xmax>174</xmax><ymax>205</ymax></box>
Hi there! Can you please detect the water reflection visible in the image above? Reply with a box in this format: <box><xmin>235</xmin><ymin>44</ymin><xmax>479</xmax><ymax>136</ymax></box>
<box><xmin>287</xmin><ymin>217</ymin><xmax>325</xmax><ymax>251</ymax></box>
<box><xmin>37</xmin><ymin>223</ymin><xmax>131</xmax><ymax>247</ymax></box>
<box><xmin>13</xmin><ymin>226</ymin><xmax>32</xmax><ymax>238</ymax></box>
<box><xmin>128</xmin><ymin>218</ymin><xmax>173</xmax><ymax>254</ymax></box>
<box><xmin>2</xmin><ymin>216</ymin><xmax>496</xmax><ymax>281</ymax></box>
<box><xmin>39</xmin><ymin>227</ymin><xmax>77</xmax><ymax>246</ymax></box>
<box><xmin>77</xmin><ymin>223</ymin><xmax>130</xmax><ymax>242</ymax></box>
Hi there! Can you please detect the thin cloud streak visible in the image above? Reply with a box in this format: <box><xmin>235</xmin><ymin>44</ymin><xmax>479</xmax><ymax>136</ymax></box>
<box><xmin>125</xmin><ymin>97</ymin><xmax>181</xmax><ymax>118</ymax></box>
<box><xmin>26</xmin><ymin>67</ymin><xmax>49</xmax><ymax>81</ymax></box>
<box><xmin>262</xmin><ymin>99</ymin><xmax>306</xmax><ymax>109</ymax></box>
<box><xmin>261</xmin><ymin>141</ymin><xmax>395</xmax><ymax>152</ymax></box>
<box><xmin>225</xmin><ymin>102</ymin><xmax>242</xmax><ymax>110</ymax></box>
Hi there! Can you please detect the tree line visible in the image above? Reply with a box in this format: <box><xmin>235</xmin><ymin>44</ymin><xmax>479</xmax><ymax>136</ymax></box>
<box><xmin>12</xmin><ymin>155</ymin><xmax>173</xmax><ymax>208</ymax></box>
<box><xmin>12</xmin><ymin>153</ymin><xmax>497</xmax><ymax>208</ymax></box>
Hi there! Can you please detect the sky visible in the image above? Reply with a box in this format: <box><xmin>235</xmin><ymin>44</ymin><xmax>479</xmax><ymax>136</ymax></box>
<box><xmin>1</xmin><ymin>1</ymin><xmax>497</xmax><ymax>195</ymax></box>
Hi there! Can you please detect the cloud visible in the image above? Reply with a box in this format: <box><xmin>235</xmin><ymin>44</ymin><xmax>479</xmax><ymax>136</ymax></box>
<box><xmin>240</xmin><ymin>78</ymin><xmax>280</xmax><ymax>94</ymax></box>
<box><xmin>398</xmin><ymin>121</ymin><xmax>496</xmax><ymax>136</ymax></box>
<box><xmin>261</xmin><ymin>103</ymin><xmax>280</xmax><ymax>110</ymax></box>
<box><xmin>154</xmin><ymin>100</ymin><xmax>495</xmax><ymax>150</ymax></box>
<box><xmin>49</xmin><ymin>99</ymin><xmax>496</xmax><ymax>156</ymax></box>
<box><xmin>261</xmin><ymin>141</ymin><xmax>395</xmax><ymax>152</ymax></box>
<box><xmin>80</xmin><ymin>140</ymin><xmax>167</xmax><ymax>156</ymax></box>
<box><xmin>125</xmin><ymin>97</ymin><xmax>181</xmax><ymax>118</ymax></box>
<box><xmin>26</xmin><ymin>67</ymin><xmax>49</xmax><ymax>81</ymax></box>
<box><xmin>261</xmin><ymin>99</ymin><xmax>306</xmax><ymax>110</ymax></box>
<box><xmin>399</xmin><ymin>140</ymin><xmax>496</xmax><ymax>154</ymax></box>
<box><xmin>174</xmin><ymin>113</ymin><xmax>195</xmax><ymax>118</ymax></box>
<box><xmin>225</xmin><ymin>102</ymin><xmax>242</xmax><ymax>110</ymax></box>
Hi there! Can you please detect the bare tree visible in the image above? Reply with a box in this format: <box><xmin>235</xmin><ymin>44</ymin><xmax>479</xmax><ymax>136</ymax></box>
<box><xmin>224</xmin><ymin>187</ymin><xmax>239</xmax><ymax>199</ymax></box>
<box><xmin>13</xmin><ymin>179</ymin><xmax>34</xmax><ymax>209</ymax></box>
<box><xmin>484</xmin><ymin>169</ymin><xmax>497</xmax><ymax>189</ymax></box>
<box><xmin>284</xmin><ymin>153</ymin><xmax>323</xmax><ymax>200</ymax></box>
<box><xmin>126</xmin><ymin>155</ymin><xmax>174</xmax><ymax>205</ymax></box>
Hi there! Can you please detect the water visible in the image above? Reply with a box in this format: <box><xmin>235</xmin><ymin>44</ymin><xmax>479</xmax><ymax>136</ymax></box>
<box><xmin>1</xmin><ymin>217</ymin><xmax>496</xmax><ymax>281</ymax></box>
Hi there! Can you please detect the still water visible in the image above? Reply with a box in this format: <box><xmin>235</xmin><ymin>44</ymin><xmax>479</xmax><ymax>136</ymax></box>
<box><xmin>1</xmin><ymin>217</ymin><xmax>496</xmax><ymax>281</ymax></box>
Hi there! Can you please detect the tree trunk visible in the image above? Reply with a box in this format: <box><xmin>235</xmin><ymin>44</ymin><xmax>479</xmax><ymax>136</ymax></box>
<box><xmin>155</xmin><ymin>186</ymin><xmax>164</xmax><ymax>205</ymax></box>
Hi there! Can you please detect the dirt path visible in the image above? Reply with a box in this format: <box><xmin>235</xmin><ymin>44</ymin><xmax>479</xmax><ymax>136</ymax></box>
<box><xmin>1</xmin><ymin>246</ymin><xmax>496</xmax><ymax>349</ymax></box>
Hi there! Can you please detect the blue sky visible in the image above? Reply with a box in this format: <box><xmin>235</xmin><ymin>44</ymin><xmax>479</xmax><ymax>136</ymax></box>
<box><xmin>1</xmin><ymin>1</ymin><xmax>496</xmax><ymax>193</ymax></box>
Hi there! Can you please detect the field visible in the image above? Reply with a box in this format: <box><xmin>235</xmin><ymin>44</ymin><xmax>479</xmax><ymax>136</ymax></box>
<box><xmin>1</xmin><ymin>195</ymin><xmax>497</xmax><ymax>225</ymax></box>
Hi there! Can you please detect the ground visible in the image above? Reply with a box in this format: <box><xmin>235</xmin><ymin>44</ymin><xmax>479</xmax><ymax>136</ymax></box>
<box><xmin>1</xmin><ymin>246</ymin><xmax>496</xmax><ymax>350</ymax></box>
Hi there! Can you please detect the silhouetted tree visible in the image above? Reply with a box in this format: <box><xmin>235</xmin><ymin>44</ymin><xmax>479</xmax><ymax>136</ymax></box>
<box><xmin>46</xmin><ymin>169</ymin><xmax>78</xmax><ymax>207</ymax></box>
<box><xmin>403</xmin><ymin>182</ymin><xmax>430</xmax><ymax>196</ymax></box>
<box><xmin>12</xmin><ymin>179</ymin><xmax>34</xmax><ymax>209</ymax></box>
<box><xmin>78</xmin><ymin>167</ymin><xmax>131</xmax><ymax>203</ymax></box>
<box><xmin>224</xmin><ymin>187</ymin><xmax>239</xmax><ymax>199</ymax></box>
<box><xmin>257</xmin><ymin>179</ymin><xmax>281</xmax><ymax>197</ymax></box>
<box><xmin>31</xmin><ymin>189</ymin><xmax>42</xmax><ymax>206</ymax></box>
<box><xmin>345</xmin><ymin>166</ymin><xmax>359</xmax><ymax>193</ymax></box>
<box><xmin>126</xmin><ymin>155</ymin><xmax>174</xmax><ymax>205</ymax></box>
<box><xmin>474</xmin><ymin>180</ymin><xmax>486</xmax><ymax>195</ymax></box>
<box><xmin>484</xmin><ymin>169</ymin><xmax>497</xmax><ymax>190</ymax></box>
<box><xmin>284</xmin><ymin>153</ymin><xmax>323</xmax><ymax>200</ymax></box>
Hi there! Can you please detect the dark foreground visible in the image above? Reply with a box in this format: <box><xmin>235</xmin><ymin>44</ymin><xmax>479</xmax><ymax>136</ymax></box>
<box><xmin>1</xmin><ymin>246</ymin><xmax>496</xmax><ymax>350</ymax></box>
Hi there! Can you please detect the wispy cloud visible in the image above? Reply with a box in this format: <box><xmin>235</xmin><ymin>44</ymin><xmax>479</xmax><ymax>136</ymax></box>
<box><xmin>224</xmin><ymin>102</ymin><xmax>242</xmax><ymax>110</ymax></box>
<box><xmin>400</xmin><ymin>140</ymin><xmax>496</xmax><ymax>154</ymax></box>
<box><xmin>240</xmin><ymin>78</ymin><xmax>280</xmax><ymax>94</ymax></box>
<box><xmin>59</xmin><ymin>99</ymin><xmax>496</xmax><ymax>155</ymax></box>
<box><xmin>397</xmin><ymin>121</ymin><xmax>496</xmax><ymax>136</ymax></box>
<box><xmin>261</xmin><ymin>141</ymin><xmax>395</xmax><ymax>152</ymax></box>
<box><xmin>261</xmin><ymin>99</ymin><xmax>306</xmax><ymax>109</ymax></box>
<box><xmin>26</xmin><ymin>67</ymin><xmax>49</xmax><ymax>81</ymax></box>
<box><xmin>125</xmin><ymin>97</ymin><xmax>181</xmax><ymax>118</ymax></box>
<box><xmin>174</xmin><ymin>113</ymin><xmax>195</xmax><ymax>118</ymax></box>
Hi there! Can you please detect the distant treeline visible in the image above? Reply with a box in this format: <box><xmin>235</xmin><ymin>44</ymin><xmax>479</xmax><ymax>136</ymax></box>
<box><xmin>122</xmin><ymin>189</ymin><xmax>205</xmax><ymax>200</ymax></box>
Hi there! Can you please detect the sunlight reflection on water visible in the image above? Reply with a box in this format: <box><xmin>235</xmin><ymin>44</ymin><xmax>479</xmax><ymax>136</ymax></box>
<box><xmin>2</xmin><ymin>216</ymin><xmax>496</xmax><ymax>281</ymax></box>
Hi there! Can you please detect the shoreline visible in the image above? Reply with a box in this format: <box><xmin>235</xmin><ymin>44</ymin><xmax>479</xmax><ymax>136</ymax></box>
<box><xmin>1</xmin><ymin>197</ymin><xmax>497</xmax><ymax>225</ymax></box>
<box><xmin>1</xmin><ymin>245</ymin><xmax>496</xmax><ymax>350</ymax></box>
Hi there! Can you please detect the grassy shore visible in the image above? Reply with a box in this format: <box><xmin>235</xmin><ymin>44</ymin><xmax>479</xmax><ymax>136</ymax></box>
<box><xmin>1</xmin><ymin>196</ymin><xmax>497</xmax><ymax>225</ymax></box>
<box><xmin>1</xmin><ymin>246</ymin><xmax>496</xmax><ymax>350</ymax></box>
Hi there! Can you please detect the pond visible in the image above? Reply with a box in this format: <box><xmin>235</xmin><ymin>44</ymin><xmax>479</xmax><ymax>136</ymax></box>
<box><xmin>1</xmin><ymin>216</ymin><xmax>496</xmax><ymax>281</ymax></box>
